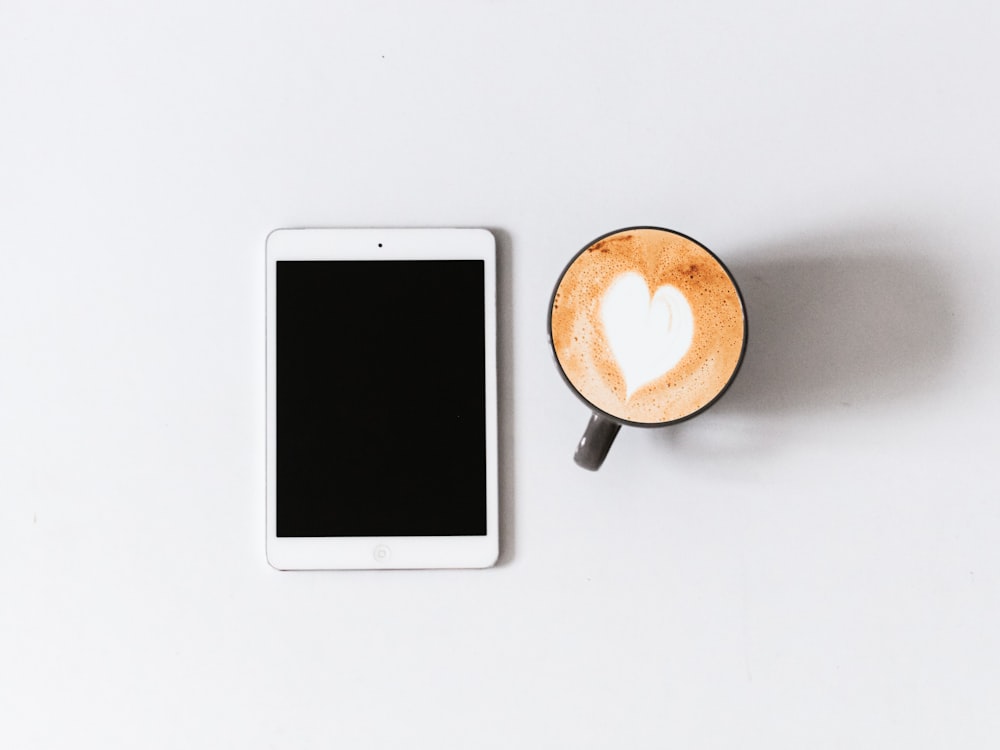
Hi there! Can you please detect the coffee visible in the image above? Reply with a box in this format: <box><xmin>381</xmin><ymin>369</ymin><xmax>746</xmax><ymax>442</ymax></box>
<box><xmin>550</xmin><ymin>227</ymin><xmax>745</xmax><ymax>424</ymax></box>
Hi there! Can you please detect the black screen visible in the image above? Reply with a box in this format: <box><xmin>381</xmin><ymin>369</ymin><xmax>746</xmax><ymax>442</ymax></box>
<box><xmin>276</xmin><ymin>260</ymin><xmax>487</xmax><ymax>537</ymax></box>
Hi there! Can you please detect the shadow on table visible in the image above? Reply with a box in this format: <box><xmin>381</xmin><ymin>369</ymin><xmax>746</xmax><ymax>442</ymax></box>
<box><xmin>490</xmin><ymin>227</ymin><xmax>517</xmax><ymax>566</ymax></box>
<box><xmin>658</xmin><ymin>224</ymin><xmax>958</xmax><ymax>455</ymax></box>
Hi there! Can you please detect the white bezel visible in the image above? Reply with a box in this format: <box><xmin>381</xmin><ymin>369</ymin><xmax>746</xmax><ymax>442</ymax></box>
<box><xmin>265</xmin><ymin>228</ymin><xmax>499</xmax><ymax>570</ymax></box>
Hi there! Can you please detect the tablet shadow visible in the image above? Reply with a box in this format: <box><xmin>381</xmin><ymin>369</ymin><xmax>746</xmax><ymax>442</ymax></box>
<box><xmin>489</xmin><ymin>227</ymin><xmax>516</xmax><ymax>566</ymax></box>
<box><xmin>660</xmin><ymin>227</ymin><xmax>957</xmax><ymax>455</ymax></box>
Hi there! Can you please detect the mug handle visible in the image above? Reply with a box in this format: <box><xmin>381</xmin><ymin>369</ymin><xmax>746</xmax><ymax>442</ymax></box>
<box><xmin>574</xmin><ymin>412</ymin><xmax>622</xmax><ymax>471</ymax></box>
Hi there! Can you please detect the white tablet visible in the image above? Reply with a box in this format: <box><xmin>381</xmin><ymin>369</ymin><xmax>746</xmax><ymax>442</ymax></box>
<box><xmin>265</xmin><ymin>228</ymin><xmax>499</xmax><ymax>569</ymax></box>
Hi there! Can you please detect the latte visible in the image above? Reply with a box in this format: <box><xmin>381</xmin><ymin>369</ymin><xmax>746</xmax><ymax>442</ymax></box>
<box><xmin>550</xmin><ymin>227</ymin><xmax>746</xmax><ymax>424</ymax></box>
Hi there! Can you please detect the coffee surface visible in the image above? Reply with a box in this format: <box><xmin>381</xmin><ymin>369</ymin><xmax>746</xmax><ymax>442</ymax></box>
<box><xmin>550</xmin><ymin>228</ymin><xmax>745</xmax><ymax>424</ymax></box>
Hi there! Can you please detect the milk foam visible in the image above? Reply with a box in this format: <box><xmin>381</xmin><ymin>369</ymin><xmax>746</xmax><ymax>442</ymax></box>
<box><xmin>549</xmin><ymin>228</ymin><xmax>745</xmax><ymax>424</ymax></box>
<box><xmin>600</xmin><ymin>273</ymin><xmax>694</xmax><ymax>399</ymax></box>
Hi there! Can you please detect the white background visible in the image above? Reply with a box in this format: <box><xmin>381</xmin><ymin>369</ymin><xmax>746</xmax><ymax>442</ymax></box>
<box><xmin>2</xmin><ymin>1</ymin><xmax>999</xmax><ymax>747</ymax></box>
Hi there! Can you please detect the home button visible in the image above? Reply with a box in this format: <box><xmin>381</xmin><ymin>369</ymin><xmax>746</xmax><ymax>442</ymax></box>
<box><xmin>373</xmin><ymin>544</ymin><xmax>391</xmax><ymax>563</ymax></box>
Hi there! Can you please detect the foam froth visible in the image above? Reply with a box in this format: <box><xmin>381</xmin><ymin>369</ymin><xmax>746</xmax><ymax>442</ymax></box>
<box><xmin>550</xmin><ymin>228</ymin><xmax>745</xmax><ymax>424</ymax></box>
<box><xmin>601</xmin><ymin>273</ymin><xmax>694</xmax><ymax>400</ymax></box>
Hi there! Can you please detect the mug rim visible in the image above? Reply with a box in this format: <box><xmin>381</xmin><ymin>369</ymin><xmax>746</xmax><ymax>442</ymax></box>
<box><xmin>547</xmin><ymin>225</ymin><xmax>749</xmax><ymax>429</ymax></box>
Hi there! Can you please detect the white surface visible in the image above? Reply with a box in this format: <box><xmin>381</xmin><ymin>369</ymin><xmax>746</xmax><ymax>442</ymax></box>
<box><xmin>2</xmin><ymin>1</ymin><xmax>999</xmax><ymax>747</ymax></box>
<box><xmin>264</xmin><ymin>228</ymin><xmax>499</xmax><ymax>570</ymax></box>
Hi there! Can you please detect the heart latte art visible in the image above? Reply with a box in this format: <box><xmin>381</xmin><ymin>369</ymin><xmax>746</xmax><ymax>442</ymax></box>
<box><xmin>600</xmin><ymin>273</ymin><xmax>694</xmax><ymax>400</ymax></box>
<box><xmin>550</xmin><ymin>228</ymin><xmax>746</xmax><ymax>424</ymax></box>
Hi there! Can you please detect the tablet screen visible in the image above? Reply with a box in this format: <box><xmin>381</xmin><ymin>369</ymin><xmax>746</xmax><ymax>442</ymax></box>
<box><xmin>275</xmin><ymin>259</ymin><xmax>487</xmax><ymax>538</ymax></box>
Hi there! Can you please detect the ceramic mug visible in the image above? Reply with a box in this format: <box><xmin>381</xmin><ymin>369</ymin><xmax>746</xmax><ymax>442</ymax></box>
<box><xmin>548</xmin><ymin>226</ymin><xmax>747</xmax><ymax>470</ymax></box>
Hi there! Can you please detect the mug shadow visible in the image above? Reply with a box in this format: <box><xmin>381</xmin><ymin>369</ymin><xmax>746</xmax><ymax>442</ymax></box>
<box><xmin>659</xmin><ymin>225</ymin><xmax>957</xmax><ymax>455</ymax></box>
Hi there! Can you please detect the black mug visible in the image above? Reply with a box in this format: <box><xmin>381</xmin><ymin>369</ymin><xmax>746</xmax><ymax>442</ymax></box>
<box><xmin>548</xmin><ymin>227</ymin><xmax>747</xmax><ymax>470</ymax></box>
